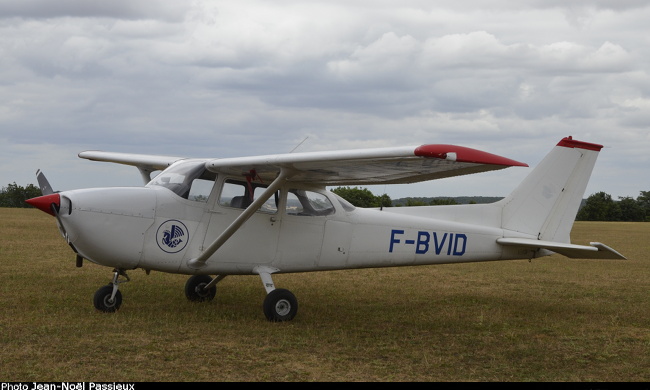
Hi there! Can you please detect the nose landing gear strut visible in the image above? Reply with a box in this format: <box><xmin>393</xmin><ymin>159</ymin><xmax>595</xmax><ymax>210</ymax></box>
<box><xmin>93</xmin><ymin>269</ymin><xmax>130</xmax><ymax>312</ymax></box>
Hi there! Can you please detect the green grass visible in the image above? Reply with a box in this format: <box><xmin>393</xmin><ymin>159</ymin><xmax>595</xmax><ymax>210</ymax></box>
<box><xmin>1</xmin><ymin>208</ymin><xmax>648</xmax><ymax>381</ymax></box>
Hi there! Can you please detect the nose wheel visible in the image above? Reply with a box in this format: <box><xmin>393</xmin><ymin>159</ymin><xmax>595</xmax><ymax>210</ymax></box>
<box><xmin>93</xmin><ymin>269</ymin><xmax>130</xmax><ymax>313</ymax></box>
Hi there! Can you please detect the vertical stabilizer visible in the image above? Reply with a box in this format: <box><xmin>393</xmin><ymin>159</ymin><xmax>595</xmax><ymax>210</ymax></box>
<box><xmin>497</xmin><ymin>137</ymin><xmax>603</xmax><ymax>243</ymax></box>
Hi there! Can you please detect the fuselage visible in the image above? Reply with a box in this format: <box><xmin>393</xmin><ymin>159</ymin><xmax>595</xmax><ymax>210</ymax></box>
<box><xmin>47</xmin><ymin>159</ymin><xmax>538</xmax><ymax>275</ymax></box>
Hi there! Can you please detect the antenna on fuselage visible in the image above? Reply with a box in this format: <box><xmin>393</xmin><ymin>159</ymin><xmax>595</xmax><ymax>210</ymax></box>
<box><xmin>290</xmin><ymin>137</ymin><xmax>309</xmax><ymax>153</ymax></box>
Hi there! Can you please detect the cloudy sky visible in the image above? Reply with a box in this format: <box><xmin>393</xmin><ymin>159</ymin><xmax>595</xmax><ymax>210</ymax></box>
<box><xmin>1</xmin><ymin>0</ymin><xmax>648</xmax><ymax>200</ymax></box>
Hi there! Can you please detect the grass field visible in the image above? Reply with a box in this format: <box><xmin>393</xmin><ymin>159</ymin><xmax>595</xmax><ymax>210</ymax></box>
<box><xmin>1</xmin><ymin>208</ymin><xmax>648</xmax><ymax>382</ymax></box>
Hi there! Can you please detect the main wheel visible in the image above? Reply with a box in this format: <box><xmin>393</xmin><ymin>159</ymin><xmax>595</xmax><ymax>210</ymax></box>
<box><xmin>263</xmin><ymin>288</ymin><xmax>298</xmax><ymax>322</ymax></box>
<box><xmin>93</xmin><ymin>284</ymin><xmax>122</xmax><ymax>313</ymax></box>
<box><xmin>184</xmin><ymin>275</ymin><xmax>217</xmax><ymax>302</ymax></box>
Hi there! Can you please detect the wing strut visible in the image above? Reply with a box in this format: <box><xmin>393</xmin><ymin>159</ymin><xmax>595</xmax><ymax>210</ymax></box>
<box><xmin>187</xmin><ymin>168</ymin><xmax>292</xmax><ymax>270</ymax></box>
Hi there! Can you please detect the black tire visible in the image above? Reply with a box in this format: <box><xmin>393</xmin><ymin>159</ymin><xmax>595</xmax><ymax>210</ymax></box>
<box><xmin>184</xmin><ymin>275</ymin><xmax>216</xmax><ymax>302</ymax></box>
<box><xmin>263</xmin><ymin>288</ymin><xmax>298</xmax><ymax>322</ymax></box>
<box><xmin>93</xmin><ymin>284</ymin><xmax>122</xmax><ymax>313</ymax></box>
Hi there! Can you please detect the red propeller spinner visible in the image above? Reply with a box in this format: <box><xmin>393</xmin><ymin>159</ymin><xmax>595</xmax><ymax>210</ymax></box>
<box><xmin>25</xmin><ymin>193</ymin><xmax>61</xmax><ymax>216</ymax></box>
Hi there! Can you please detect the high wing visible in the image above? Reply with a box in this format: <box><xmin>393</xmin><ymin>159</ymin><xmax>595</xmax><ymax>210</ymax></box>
<box><xmin>205</xmin><ymin>144</ymin><xmax>528</xmax><ymax>185</ymax></box>
<box><xmin>78</xmin><ymin>151</ymin><xmax>186</xmax><ymax>184</ymax></box>
<box><xmin>78</xmin><ymin>144</ymin><xmax>527</xmax><ymax>186</ymax></box>
<box><xmin>78</xmin><ymin>150</ymin><xmax>185</xmax><ymax>170</ymax></box>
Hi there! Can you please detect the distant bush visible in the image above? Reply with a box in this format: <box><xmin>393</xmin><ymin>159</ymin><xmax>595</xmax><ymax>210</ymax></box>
<box><xmin>577</xmin><ymin>191</ymin><xmax>649</xmax><ymax>222</ymax></box>
<box><xmin>331</xmin><ymin>186</ymin><xmax>392</xmax><ymax>208</ymax></box>
<box><xmin>0</xmin><ymin>183</ymin><xmax>42</xmax><ymax>208</ymax></box>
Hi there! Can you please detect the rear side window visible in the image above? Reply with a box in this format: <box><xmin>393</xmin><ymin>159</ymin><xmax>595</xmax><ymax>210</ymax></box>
<box><xmin>286</xmin><ymin>189</ymin><xmax>335</xmax><ymax>216</ymax></box>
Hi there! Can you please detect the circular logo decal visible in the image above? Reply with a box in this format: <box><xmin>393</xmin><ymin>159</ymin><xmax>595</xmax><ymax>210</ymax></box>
<box><xmin>156</xmin><ymin>219</ymin><xmax>189</xmax><ymax>253</ymax></box>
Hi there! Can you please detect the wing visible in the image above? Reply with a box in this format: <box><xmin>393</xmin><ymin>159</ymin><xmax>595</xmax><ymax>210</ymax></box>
<box><xmin>206</xmin><ymin>144</ymin><xmax>528</xmax><ymax>185</ymax></box>
<box><xmin>78</xmin><ymin>151</ymin><xmax>187</xmax><ymax>184</ymax></box>
<box><xmin>78</xmin><ymin>151</ymin><xmax>185</xmax><ymax>170</ymax></box>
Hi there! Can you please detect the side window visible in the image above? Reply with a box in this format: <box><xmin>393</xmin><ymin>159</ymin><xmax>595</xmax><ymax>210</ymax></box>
<box><xmin>286</xmin><ymin>189</ymin><xmax>335</xmax><ymax>216</ymax></box>
<box><xmin>218</xmin><ymin>179</ymin><xmax>278</xmax><ymax>214</ymax></box>
<box><xmin>219</xmin><ymin>180</ymin><xmax>247</xmax><ymax>208</ymax></box>
<box><xmin>333</xmin><ymin>193</ymin><xmax>356</xmax><ymax>212</ymax></box>
<box><xmin>254</xmin><ymin>186</ymin><xmax>279</xmax><ymax>214</ymax></box>
<box><xmin>188</xmin><ymin>171</ymin><xmax>217</xmax><ymax>202</ymax></box>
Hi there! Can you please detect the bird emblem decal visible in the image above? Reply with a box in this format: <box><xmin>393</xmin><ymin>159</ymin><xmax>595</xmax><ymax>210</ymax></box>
<box><xmin>162</xmin><ymin>224</ymin><xmax>184</xmax><ymax>248</ymax></box>
<box><xmin>156</xmin><ymin>220</ymin><xmax>189</xmax><ymax>253</ymax></box>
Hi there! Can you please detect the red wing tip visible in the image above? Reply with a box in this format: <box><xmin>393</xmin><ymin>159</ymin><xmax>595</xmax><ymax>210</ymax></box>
<box><xmin>557</xmin><ymin>136</ymin><xmax>603</xmax><ymax>151</ymax></box>
<box><xmin>414</xmin><ymin>144</ymin><xmax>528</xmax><ymax>167</ymax></box>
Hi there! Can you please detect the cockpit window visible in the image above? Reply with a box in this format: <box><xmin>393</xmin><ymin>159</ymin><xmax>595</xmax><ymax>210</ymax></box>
<box><xmin>146</xmin><ymin>161</ymin><xmax>216</xmax><ymax>201</ymax></box>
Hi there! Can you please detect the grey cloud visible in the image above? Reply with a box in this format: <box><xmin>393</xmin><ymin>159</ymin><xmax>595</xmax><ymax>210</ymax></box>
<box><xmin>0</xmin><ymin>1</ymin><xmax>648</xmax><ymax>199</ymax></box>
<box><xmin>0</xmin><ymin>0</ymin><xmax>189</xmax><ymax>21</ymax></box>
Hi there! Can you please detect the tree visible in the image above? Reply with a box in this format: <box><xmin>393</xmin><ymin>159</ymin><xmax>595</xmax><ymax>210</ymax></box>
<box><xmin>618</xmin><ymin>196</ymin><xmax>646</xmax><ymax>222</ymax></box>
<box><xmin>404</xmin><ymin>198</ymin><xmax>428</xmax><ymax>206</ymax></box>
<box><xmin>429</xmin><ymin>198</ymin><xmax>458</xmax><ymax>206</ymax></box>
<box><xmin>376</xmin><ymin>193</ymin><xmax>393</xmax><ymax>208</ymax></box>
<box><xmin>0</xmin><ymin>183</ymin><xmax>42</xmax><ymax>208</ymax></box>
<box><xmin>331</xmin><ymin>186</ymin><xmax>392</xmax><ymax>208</ymax></box>
<box><xmin>576</xmin><ymin>192</ymin><xmax>620</xmax><ymax>221</ymax></box>
<box><xmin>637</xmin><ymin>191</ymin><xmax>650</xmax><ymax>222</ymax></box>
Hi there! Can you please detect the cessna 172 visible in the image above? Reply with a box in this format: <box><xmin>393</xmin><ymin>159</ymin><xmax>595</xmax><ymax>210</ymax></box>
<box><xmin>26</xmin><ymin>136</ymin><xmax>625</xmax><ymax>321</ymax></box>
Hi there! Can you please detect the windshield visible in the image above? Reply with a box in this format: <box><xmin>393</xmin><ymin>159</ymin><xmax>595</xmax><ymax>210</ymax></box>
<box><xmin>146</xmin><ymin>160</ymin><xmax>215</xmax><ymax>200</ymax></box>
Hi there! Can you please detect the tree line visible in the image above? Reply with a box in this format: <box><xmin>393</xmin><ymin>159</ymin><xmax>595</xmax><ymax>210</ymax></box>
<box><xmin>0</xmin><ymin>183</ymin><xmax>42</xmax><ymax>208</ymax></box>
<box><xmin>576</xmin><ymin>191</ymin><xmax>650</xmax><ymax>222</ymax></box>
<box><xmin>4</xmin><ymin>182</ymin><xmax>649</xmax><ymax>221</ymax></box>
<box><xmin>332</xmin><ymin>186</ymin><xmax>650</xmax><ymax>222</ymax></box>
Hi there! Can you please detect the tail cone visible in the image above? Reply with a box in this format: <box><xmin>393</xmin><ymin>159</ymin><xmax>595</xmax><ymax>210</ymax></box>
<box><xmin>26</xmin><ymin>193</ymin><xmax>61</xmax><ymax>216</ymax></box>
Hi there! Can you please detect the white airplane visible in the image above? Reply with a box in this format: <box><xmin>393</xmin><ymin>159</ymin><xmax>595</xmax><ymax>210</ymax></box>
<box><xmin>26</xmin><ymin>136</ymin><xmax>625</xmax><ymax>321</ymax></box>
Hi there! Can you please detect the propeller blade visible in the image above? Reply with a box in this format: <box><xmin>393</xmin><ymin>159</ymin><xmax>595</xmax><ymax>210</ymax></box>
<box><xmin>36</xmin><ymin>169</ymin><xmax>55</xmax><ymax>195</ymax></box>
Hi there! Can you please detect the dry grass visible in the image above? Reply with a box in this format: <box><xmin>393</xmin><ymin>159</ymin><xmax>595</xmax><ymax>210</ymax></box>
<box><xmin>1</xmin><ymin>208</ymin><xmax>648</xmax><ymax>382</ymax></box>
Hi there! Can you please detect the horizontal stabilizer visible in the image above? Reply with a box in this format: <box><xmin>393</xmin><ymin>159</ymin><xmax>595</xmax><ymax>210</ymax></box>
<box><xmin>497</xmin><ymin>238</ymin><xmax>627</xmax><ymax>260</ymax></box>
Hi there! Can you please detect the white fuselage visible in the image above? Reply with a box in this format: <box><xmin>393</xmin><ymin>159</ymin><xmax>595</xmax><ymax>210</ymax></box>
<box><xmin>55</xmin><ymin>176</ymin><xmax>537</xmax><ymax>276</ymax></box>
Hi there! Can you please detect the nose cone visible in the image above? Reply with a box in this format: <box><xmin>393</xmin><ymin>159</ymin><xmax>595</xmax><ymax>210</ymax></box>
<box><xmin>26</xmin><ymin>193</ymin><xmax>61</xmax><ymax>216</ymax></box>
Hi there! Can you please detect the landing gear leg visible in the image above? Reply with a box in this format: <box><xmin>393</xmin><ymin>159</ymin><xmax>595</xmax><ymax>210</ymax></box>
<box><xmin>256</xmin><ymin>267</ymin><xmax>298</xmax><ymax>322</ymax></box>
<box><xmin>93</xmin><ymin>269</ymin><xmax>130</xmax><ymax>313</ymax></box>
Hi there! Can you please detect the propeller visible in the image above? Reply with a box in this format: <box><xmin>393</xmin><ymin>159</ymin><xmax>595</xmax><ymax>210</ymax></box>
<box><xmin>26</xmin><ymin>170</ymin><xmax>60</xmax><ymax>216</ymax></box>
<box><xmin>27</xmin><ymin>170</ymin><xmax>77</xmax><ymax>265</ymax></box>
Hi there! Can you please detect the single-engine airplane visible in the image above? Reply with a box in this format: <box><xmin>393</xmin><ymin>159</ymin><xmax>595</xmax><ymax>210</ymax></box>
<box><xmin>26</xmin><ymin>136</ymin><xmax>626</xmax><ymax>321</ymax></box>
